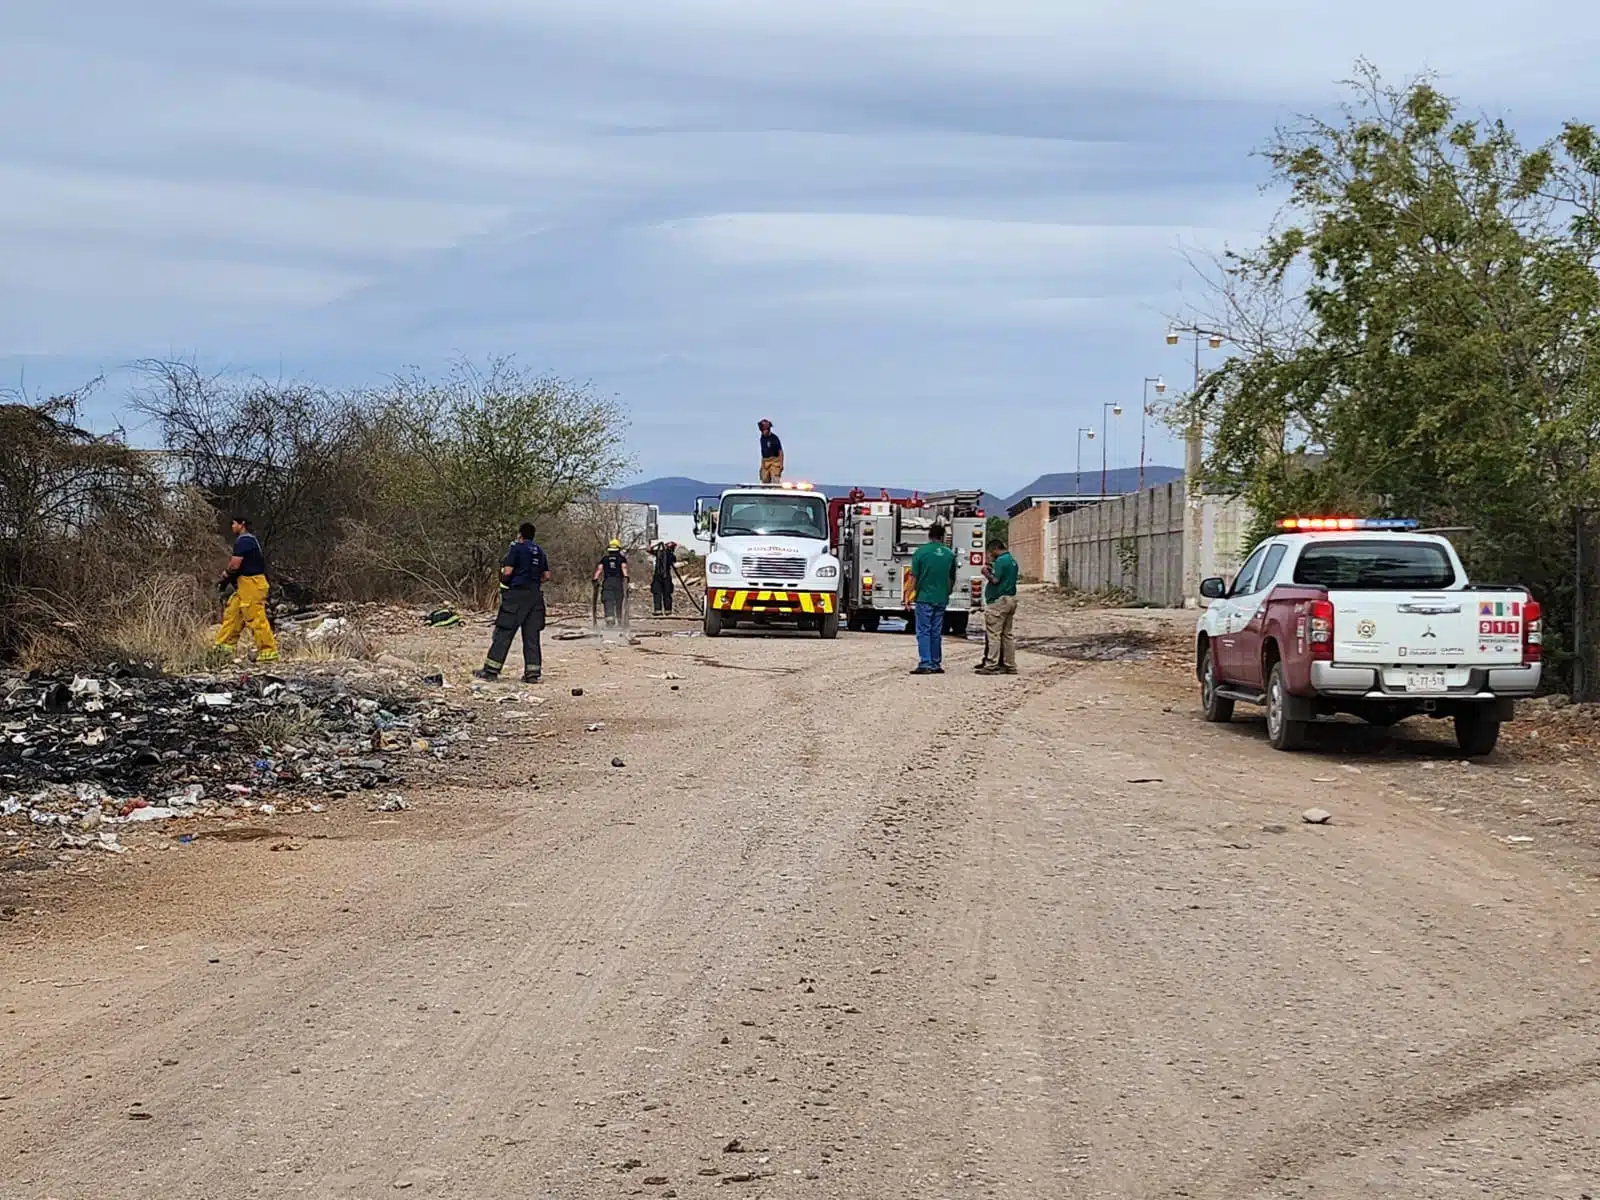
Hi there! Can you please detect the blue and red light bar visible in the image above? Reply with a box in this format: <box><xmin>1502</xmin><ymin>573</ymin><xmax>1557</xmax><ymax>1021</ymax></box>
<box><xmin>1275</xmin><ymin>517</ymin><xmax>1420</xmax><ymax>532</ymax></box>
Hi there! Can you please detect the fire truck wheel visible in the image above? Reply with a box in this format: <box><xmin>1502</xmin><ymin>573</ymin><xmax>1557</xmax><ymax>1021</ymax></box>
<box><xmin>704</xmin><ymin>608</ymin><xmax>724</xmax><ymax>638</ymax></box>
<box><xmin>946</xmin><ymin>613</ymin><xmax>969</xmax><ymax>638</ymax></box>
<box><xmin>863</xmin><ymin>611</ymin><xmax>881</xmax><ymax>633</ymax></box>
<box><xmin>819</xmin><ymin>612</ymin><xmax>840</xmax><ymax>640</ymax></box>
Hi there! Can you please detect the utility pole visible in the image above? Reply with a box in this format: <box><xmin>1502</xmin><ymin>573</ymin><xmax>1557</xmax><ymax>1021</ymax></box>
<box><xmin>1139</xmin><ymin>375</ymin><xmax>1165</xmax><ymax>492</ymax></box>
<box><xmin>1076</xmin><ymin>427</ymin><xmax>1095</xmax><ymax>497</ymax></box>
<box><xmin>1166</xmin><ymin>325</ymin><xmax>1226</xmax><ymax>606</ymax></box>
<box><xmin>1099</xmin><ymin>402</ymin><xmax>1122</xmax><ymax>497</ymax></box>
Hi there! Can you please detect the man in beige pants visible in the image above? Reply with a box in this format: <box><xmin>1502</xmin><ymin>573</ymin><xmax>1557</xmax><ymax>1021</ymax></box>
<box><xmin>758</xmin><ymin>418</ymin><xmax>784</xmax><ymax>483</ymax></box>
<box><xmin>976</xmin><ymin>538</ymin><xmax>1019</xmax><ymax>674</ymax></box>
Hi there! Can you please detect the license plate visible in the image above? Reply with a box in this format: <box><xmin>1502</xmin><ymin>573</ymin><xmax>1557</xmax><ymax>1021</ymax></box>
<box><xmin>1403</xmin><ymin>671</ymin><xmax>1448</xmax><ymax>693</ymax></box>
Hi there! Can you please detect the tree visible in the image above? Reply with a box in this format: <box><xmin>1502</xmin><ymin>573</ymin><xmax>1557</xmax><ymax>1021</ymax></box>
<box><xmin>1176</xmin><ymin>63</ymin><xmax>1600</xmax><ymax>691</ymax></box>
<box><xmin>0</xmin><ymin>383</ymin><xmax>200</xmax><ymax>661</ymax></box>
<box><xmin>985</xmin><ymin>515</ymin><xmax>1010</xmax><ymax>548</ymax></box>
<box><xmin>362</xmin><ymin>357</ymin><xmax>632</xmax><ymax>602</ymax></box>
<box><xmin>132</xmin><ymin>360</ymin><xmax>380</xmax><ymax>596</ymax></box>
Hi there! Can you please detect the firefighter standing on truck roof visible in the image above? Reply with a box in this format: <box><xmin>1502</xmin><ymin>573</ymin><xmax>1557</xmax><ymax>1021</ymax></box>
<box><xmin>215</xmin><ymin>516</ymin><xmax>279</xmax><ymax>663</ymax></box>
<box><xmin>475</xmin><ymin>522</ymin><xmax>551</xmax><ymax>683</ymax></box>
<box><xmin>594</xmin><ymin>539</ymin><xmax>629</xmax><ymax>626</ymax></box>
<box><xmin>758</xmin><ymin>419</ymin><xmax>783</xmax><ymax>484</ymax></box>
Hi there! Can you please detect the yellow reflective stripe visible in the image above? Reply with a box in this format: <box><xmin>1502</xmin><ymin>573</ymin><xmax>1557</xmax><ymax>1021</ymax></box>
<box><xmin>733</xmin><ymin>590</ymin><xmax>750</xmax><ymax>610</ymax></box>
<box><xmin>799</xmin><ymin>592</ymin><xmax>814</xmax><ymax>613</ymax></box>
<box><xmin>819</xmin><ymin>593</ymin><xmax>834</xmax><ymax>613</ymax></box>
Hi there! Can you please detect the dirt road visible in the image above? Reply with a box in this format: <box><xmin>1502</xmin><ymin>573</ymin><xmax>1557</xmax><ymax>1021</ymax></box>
<box><xmin>4</xmin><ymin>596</ymin><xmax>1599</xmax><ymax>1198</ymax></box>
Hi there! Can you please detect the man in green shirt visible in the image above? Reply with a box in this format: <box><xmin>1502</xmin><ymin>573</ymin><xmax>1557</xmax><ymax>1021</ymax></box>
<box><xmin>976</xmin><ymin>539</ymin><xmax>1019</xmax><ymax>675</ymax></box>
<box><xmin>908</xmin><ymin>522</ymin><xmax>957</xmax><ymax>675</ymax></box>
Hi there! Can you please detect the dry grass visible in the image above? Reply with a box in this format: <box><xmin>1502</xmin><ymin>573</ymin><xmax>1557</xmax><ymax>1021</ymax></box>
<box><xmin>242</xmin><ymin>704</ymin><xmax>325</xmax><ymax>746</ymax></box>
<box><xmin>102</xmin><ymin>574</ymin><xmax>215</xmax><ymax>672</ymax></box>
<box><xmin>273</xmin><ymin>611</ymin><xmax>384</xmax><ymax>663</ymax></box>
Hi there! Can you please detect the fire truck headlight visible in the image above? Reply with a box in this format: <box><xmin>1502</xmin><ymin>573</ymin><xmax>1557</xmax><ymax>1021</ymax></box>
<box><xmin>815</xmin><ymin>564</ymin><xmax>838</xmax><ymax>579</ymax></box>
<box><xmin>708</xmin><ymin>560</ymin><xmax>732</xmax><ymax>575</ymax></box>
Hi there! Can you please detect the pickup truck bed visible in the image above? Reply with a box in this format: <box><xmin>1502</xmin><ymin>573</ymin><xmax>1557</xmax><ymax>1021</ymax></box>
<box><xmin>1196</xmin><ymin>530</ymin><xmax>1541</xmax><ymax>754</ymax></box>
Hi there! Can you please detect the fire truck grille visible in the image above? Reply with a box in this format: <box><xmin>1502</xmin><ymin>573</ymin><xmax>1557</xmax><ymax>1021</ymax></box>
<box><xmin>742</xmin><ymin>555</ymin><xmax>807</xmax><ymax>580</ymax></box>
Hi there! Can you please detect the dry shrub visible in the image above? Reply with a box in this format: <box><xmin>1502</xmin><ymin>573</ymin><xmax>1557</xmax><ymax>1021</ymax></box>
<box><xmin>104</xmin><ymin>573</ymin><xmax>214</xmax><ymax>671</ymax></box>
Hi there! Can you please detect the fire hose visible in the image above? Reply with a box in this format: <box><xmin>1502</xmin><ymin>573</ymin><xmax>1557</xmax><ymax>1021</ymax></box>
<box><xmin>673</xmin><ymin>562</ymin><xmax>705</xmax><ymax>615</ymax></box>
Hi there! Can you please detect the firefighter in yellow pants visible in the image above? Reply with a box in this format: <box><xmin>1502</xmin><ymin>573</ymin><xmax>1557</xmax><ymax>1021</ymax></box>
<box><xmin>215</xmin><ymin>516</ymin><xmax>279</xmax><ymax>663</ymax></box>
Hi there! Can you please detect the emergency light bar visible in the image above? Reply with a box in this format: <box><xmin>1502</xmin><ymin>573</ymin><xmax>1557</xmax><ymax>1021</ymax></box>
<box><xmin>778</xmin><ymin>480</ymin><xmax>815</xmax><ymax>491</ymax></box>
<box><xmin>1275</xmin><ymin>517</ymin><xmax>1420</xmax><ymax>532</ymax></box>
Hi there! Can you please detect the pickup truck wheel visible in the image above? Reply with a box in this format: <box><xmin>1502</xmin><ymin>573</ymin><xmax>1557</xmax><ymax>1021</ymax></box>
<box><xmin>1454</xmin><ymin>708</ymin><xmax>1501</xmax><ymax>756</ymax></box>
<box><xmin>1265</xmin><ymin>662</ymin><xmax>1308</xmax><ymax>751</ymax></box>
<box><xmin>703</xmin><ymin>608</ymin><xmax>724</xmax><ymax>638</ymax></box>
<box><xmin>819</xmin><ymin>612</ymin><xmax>840</xmax><ymax>640</ymax></box>
<box><xmin>1200</xmin><ymin>645</ymin><xmax>1234</xmax><ymax>723</ymax></box>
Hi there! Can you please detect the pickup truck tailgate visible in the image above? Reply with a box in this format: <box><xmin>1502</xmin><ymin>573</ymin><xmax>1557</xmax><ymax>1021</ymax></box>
<box><xmin>1333</xmin><ymin>591</ymin><xmax>1527</xmax><ymax>666</ymax></box>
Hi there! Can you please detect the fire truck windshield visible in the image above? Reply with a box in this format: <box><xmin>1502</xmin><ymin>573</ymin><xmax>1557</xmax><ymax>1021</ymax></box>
<box><xmin>718</xmin><ymin>494</ymin><xmax>828</xmax><ymax>540</ymax></box>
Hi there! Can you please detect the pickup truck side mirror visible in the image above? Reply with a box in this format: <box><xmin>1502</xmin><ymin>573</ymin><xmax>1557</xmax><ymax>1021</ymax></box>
<box><xmin>1199</xmin><ymin>577</ymin><xmax>1227</xmax><ymax>600</ymax></box>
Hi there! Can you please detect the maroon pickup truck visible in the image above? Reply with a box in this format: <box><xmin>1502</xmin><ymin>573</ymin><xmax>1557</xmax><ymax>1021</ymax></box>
<box><xmin>1196</xmin><ymin>522</ymin><xmax>1542</xmax><ymax>754</ymax></box>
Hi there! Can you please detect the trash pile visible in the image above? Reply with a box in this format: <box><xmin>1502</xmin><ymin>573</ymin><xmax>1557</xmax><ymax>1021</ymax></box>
<box><xmin>2</xmin><ymin>666</ymin><xmax>476</xmax><ymax>845</ymax></box>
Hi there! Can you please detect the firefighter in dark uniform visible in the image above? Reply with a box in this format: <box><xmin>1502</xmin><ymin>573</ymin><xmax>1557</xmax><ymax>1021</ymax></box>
<box><xmin>650</xmin><ymin>540</ymin><xmax>677</xmax><ymax>616</ymax></box>
<box><xmin>475</xmin><ymin>522</ymin><xmax>551</xmax><ymax>683</ymax></box>
<box><xmin>594</xmin><ymin>538</ymin><xmax>629</xmax><ymax>626</ymax></box>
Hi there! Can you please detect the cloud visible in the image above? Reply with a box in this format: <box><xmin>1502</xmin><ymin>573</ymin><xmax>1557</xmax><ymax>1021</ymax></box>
<box><xmin>3</xmin><ymin>0</ymin><xmax>1598</xmax><ymax>487</ymax></box>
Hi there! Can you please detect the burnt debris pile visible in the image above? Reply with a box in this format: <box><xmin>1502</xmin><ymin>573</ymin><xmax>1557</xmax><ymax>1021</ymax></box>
<box><xmin>2</xmin><ymin>667</ymin><xmax>474</xmax><ymax>831</ymax></box>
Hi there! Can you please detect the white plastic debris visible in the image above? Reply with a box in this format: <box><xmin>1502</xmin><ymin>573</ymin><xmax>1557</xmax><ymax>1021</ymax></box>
<box><xmin>69</xmin><ymin>677</ymin><xmax>102</xmax><ymax>698</ymax></box>
<box><xmin>74</xmin><ymin>782</ymin><xmax>110</xmax><ymax>806</ymax></box>
<box><xmin>97</xmin><ymin>832</ymin><xmax>127</xmax><ymax>854</ymax></box>
<box><xmin>194</xmin><ymin>693</ymin><xmax>234</xmax><ymax>709</ymax></box>
<box><xmin>167</xmin><ymin>784</ymin><xmax>206</xmax><ymax>809</ymax></box>
<box><xmin>375</xmin><ymin>793</ymin><xmax>408</xmax><ymax>812</ymax></box>
<box><xmin>77</xmin><ymin>727</ymin><xmax>107</xmax><ymax>746</ymax></box>
<box><xmin>306</xmin><ymin>617</ymin><xmax>350</xmax><ymax>643</ymax></box>
<box><xmin>123</xmin><ymin>806</ymin><xmax>177</xmax><ymax>823</ymax></box>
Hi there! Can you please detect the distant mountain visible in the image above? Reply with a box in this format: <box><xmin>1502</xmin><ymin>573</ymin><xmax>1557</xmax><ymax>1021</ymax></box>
<box><xmin>605</xmin><ymin>476</ymin><xmax>1007</xmax><ymax>514</ymax></box>
<box><xmin>605</xmin><ymin>467</ymin><xmax>1183</xmax><ymax>515</ymax></box>
<box><xmin>1002</xmin><ymin>466</ymin><xmax>1183</xmax><ymax>509</ymax></box>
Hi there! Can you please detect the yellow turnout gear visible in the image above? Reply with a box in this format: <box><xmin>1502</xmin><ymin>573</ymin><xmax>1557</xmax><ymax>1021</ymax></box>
<box><xmin>216</xmin><ymin>574</ymin><xmax>279</xmax><ymax>661</ymax></box>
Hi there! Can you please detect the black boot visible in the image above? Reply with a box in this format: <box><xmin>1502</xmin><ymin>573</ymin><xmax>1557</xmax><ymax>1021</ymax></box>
<box><xmin>523</xmin><ymin>668</ymin><xmax>542</xmax><ymax>683</ymax></box>
<box><xmin>473</xmin><ymin>668</ymin><xmax>500</xmax><ymax>682</ymax></box>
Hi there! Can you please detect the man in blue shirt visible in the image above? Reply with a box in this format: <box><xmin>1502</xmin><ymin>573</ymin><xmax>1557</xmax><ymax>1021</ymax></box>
<box><xmin>214</xmin><ymin>516</ymin><xmax>278</xmax><ymax>663</ymax></box>
<box><xmin>477</xmin><ymin>522</ymin><xmax>552</xmax><ymax>683</ymax></box>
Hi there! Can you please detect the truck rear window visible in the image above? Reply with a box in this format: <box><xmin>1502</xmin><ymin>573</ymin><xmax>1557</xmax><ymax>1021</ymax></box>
<box><xmin>1292</xmin><ymin>541</ymin><xmax>1456</xmax><ymax>589</ymax></box>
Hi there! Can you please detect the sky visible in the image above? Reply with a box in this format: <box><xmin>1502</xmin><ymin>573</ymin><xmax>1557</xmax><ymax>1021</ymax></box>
<box><xmin>3</xmin><ymin>2</ymin><xmax>1598</xmax><ymax>495</ymax></box>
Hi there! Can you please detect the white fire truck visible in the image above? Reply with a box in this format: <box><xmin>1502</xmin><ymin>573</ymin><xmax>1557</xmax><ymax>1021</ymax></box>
<box><xmin>693</xmin><ymin>482</ymin><xmax>843</xmax><ymax>638</ymax></box>
<box><xmin>830</xmin><ymin>488</ymin><xmax>987</xmax><ymax>635</ymax></box>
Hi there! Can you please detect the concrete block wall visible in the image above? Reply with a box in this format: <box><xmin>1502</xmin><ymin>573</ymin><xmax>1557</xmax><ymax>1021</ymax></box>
<box><xmin>1047</xmin><ymin>483</ymin><xmax>1253</xmax><ymax>607</ymax></box>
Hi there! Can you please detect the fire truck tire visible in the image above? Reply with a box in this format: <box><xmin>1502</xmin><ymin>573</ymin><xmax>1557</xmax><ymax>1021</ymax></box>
<box><xmin>819</xmin><ymin>612</ymin><xmax>840</xmax><ymax>640</ymax></box>
<box><xmin>703</xmin><ymin>608</ymin><xmax>724</xmax><ymax>638</ymax></box>
<box><xmin>863</xmin><ymin>611</ymin><xmax>881</xmax><ymax>633</ymax></box>
<box><xmin>846</xmin><ymin>611</ymin><xmax>863</xmax><ymax>632</ymax></box>
<box><xmin>946</xmin><ymin>613</ymin><xmax>969</xmax><ymax>638</ymax></box>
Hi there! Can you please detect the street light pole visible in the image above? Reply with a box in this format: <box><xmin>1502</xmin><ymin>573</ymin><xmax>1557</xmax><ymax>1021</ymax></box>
<box><xmin>1139</xmin><ymin>375</ymin><xmax>1166</xmax><ymax>492</ymax></box>
<box><xmin>1099</xmin><ymin>402</ymin><xmax>1123</xmax><ymax>497</ymax></box>
<box><xmin>1166</xmin><ymin>324</ymin><xmax>1227</xmax><ymax>605</ymax></box>
<box><xmin>1075</xmin><ymin>427</ymin><xmax>1095</xmax><ymax>496</ymax></box>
